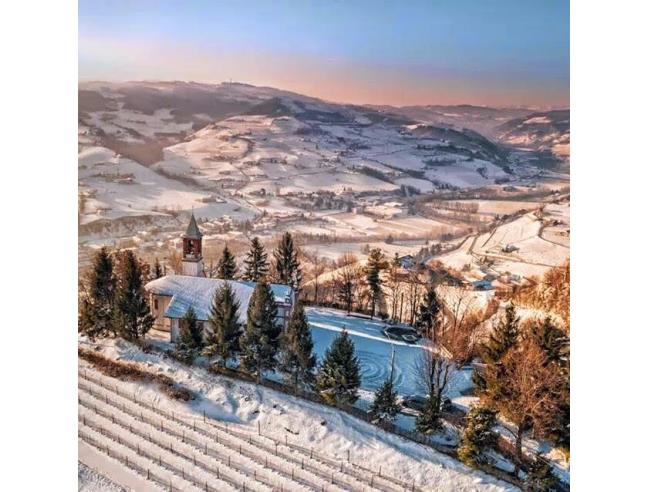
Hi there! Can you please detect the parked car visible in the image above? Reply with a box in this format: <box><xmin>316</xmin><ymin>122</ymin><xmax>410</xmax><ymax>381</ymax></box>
<box><xmin>401</xmin><ymin>395</ymin><xmax>427</xmax><ymax>412</ymax></box>
<box><xmin>381</xmin><ymin>325</ymin><xmax>421</xmax><ymax>344</ymax></box>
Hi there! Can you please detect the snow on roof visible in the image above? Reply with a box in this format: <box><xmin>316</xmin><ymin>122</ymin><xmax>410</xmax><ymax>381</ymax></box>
<box><xmin>145</xmin><ymin>275</ymin><xmax>293</xmax><ymax>322</ymax></box>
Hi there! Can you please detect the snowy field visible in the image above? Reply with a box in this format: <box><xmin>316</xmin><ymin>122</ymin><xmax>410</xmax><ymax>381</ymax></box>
<box><xmin>433</xmin><ymin>206</ymin><xmax>569</xmax><ymax>281</ymax></box>
<box><xmin>78</xmin><ymin>336</ymin><xmax>515</xmax><ymax>491</ymax></box>
<box><xmin>78</xmin><ymin>462</ymin><xmax>126</xmax><ymax>492</ymax></box>
<box><xmin>79</xmin><ymin>146</ymin><xmax>256</xmax><ymax>225</ymax></box>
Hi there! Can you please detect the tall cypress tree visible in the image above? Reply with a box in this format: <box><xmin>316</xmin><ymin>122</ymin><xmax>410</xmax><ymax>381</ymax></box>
<box><xmin>174</xmin><ymin>306</ymin><xmax>203</xmax><ymax>362</ymax></box>
<box><xmin>365</xmin><ymin>248</ymin><xmax>387</xmax><ymax>319</ymax></box>
<box><xmin>316</xmin><ymin>329</ymin><xmax>361</xmax><ymax>405</ymax></box>
<box><xmin>279</xmin><ymin>302</ymin><xmax>316</xmax><ymax>392</ymax></box>
<box><xmin>415</xmin><ymin>284</ymin><xmax>442</xmax><ymax>340</ymax></box>
<box><xmin>204</xmin><ymin>283</ymin><xmax>241</xmax><ymax>368</ymax></box>
<box><xmin>79</xmin><ymin>247</ymin><xmax>115</xmax><ymax>338</ymax></box>
<box><xmin>113</xmin><ymin>250</ymin><xmax>154</xmax><ymax>341</ymax></box>
<box><xmin>457</xmin><ymin>405</ymin><xmax>498</xmax><ymax>467</ymax></box>
<box><xmin>273</xmin><ymin>232</ymin><xmax>302</xmax><ymax>290</ymax></box>
<box><xmin>216</xmin><ymin>245</ymin><xmax>238</xmax><ymax>279</ymax></box>
<box><xmin>243</xmin><ymin>237</ymin><xmax>269</xmax><ymax>281</ymax></box>
<box><xmin>240</xmin><ymin>280</ymin><xmax>281</xmax><ymax>383</ymax></box>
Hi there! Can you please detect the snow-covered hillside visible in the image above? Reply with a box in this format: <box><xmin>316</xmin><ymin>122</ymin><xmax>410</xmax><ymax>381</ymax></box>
<box><xmin>494</xmin><ymin>110</ymin><xmax>570</xmax><ymax>164</ymax></box>
<box><xmin>79</xmin><ymin>336</ymin><xmax>516</xmax><ymax>491</ymax></box>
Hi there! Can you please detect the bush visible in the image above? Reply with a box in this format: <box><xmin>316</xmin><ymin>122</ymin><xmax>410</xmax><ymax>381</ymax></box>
<box><xmin>78</xmin><ymin>348</ymin><xmax>194</xmax><ymax>401</ymax></box>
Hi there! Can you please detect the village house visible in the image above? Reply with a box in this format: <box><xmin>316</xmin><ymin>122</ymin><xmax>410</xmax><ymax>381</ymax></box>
<box><xmin>145</xmin><ymin>214</ymin><xmax>295</xmax><ymax>342</ymax></box>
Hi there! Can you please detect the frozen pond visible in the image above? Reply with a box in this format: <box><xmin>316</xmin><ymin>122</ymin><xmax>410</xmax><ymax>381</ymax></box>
<box><xmin>306</xmin><ymin>307</ymin><xmax>472</xmax><ymax>398</ymax></box>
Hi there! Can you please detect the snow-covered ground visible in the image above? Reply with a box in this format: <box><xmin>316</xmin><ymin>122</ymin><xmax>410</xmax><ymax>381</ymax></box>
<box><xmin>79</xmin><ymin>146</ymin><xmax>256</xmax><ymax>225</ymax></box>
<box><xmin>78</xmin><ymin>335</ymin><xmax>516</xmax><ymax>491</ymax></box>
<box><xmin>78</xmin><ymin>462</ymin><xmax>126</xmax><ymax>492</ymax></box>
<box><xmin>433</xmin><ymin>206</ymin><xmax>569</xmax><ymax>281</ymax></box>
<box><xmin>306</xmin><ymin>307</ymin><xmax>472</xmax><ymax>401</ymax></box>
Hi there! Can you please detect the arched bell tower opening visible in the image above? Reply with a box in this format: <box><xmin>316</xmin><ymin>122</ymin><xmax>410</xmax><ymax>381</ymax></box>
<box><xmin>181</xmin><ymin>213</ymin><xmax>204</xmax><ymax>277</ymax></box>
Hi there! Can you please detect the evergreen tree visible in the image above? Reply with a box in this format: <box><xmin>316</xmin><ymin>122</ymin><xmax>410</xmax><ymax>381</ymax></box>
<box><xmin>369</xmin><ymin>375</ymin><xmax>400</xmax><ymax>425</ymax></box>
<box><xmin>457</xmin><ymin>405</ymin><xmax>498</xmax><ymax>467</ymax></box>
<box><xmin>481</xmin><ymin>303</ymin><xmax>519</xmax><ymax>364</ymax></box>
<box><xmin>530</xmin><ymin>317</ymin><xmax>569</xmax><ymax>367</ymax></box>
<box><xmin>273</xmin><ymin>232</ymin><xmax>302</xmax><ymax>290</ymax></box>
<box><xmin>79</xmin><ymin>247</ymin><xmax>115</xmax><ymax>338</ymax></box>
<box><xmin>243</xmin><ymin>237</ymin><xmax>269</xmax><ymax>281</ymax></box>
<box><xmin>240</xmin><ymin>280</ymin><xmax>281</xmax><ymax>382</ymax></box>
<box><xmin>415</xmin><ymin>284</ymin><xmax>442</xmax><ymax>340</ymax></box>
<box><xmin>216</xmin><ymin>245</ymin><xmax>238</xmax><ymax>279</ymax></box>
<box><xmin>531</xmin><ymin>318</ymin><xmax>570</xmax><ymax>451</ymax></box>
<box><xmin>152</xmin><ymin>257</ymin><xmax>163</xmax><ymax>279</ymax></box>
<box><xmin>524</xmin><ymin>458</ymin><xmax>559</xmax><ymax>491</ymax></box>
<box><xmin>279</xmin><ymin>302</ymin><xmax>317</xmax><ymax>392</ymax></box>
<box><xmin>415</xmin><ymin>394</ymin><xmax>443</xmax><ymax>435</ymax></box>
<box><xmin>365</xmin><ymin>248</ymin><xmax>387</xmax><ymax>319</ymax></box>
<box><xmin>174</xmin><ymin>306</ymin><xmax>203</xmax><ymax>362</ymax></box>
<box><xmin>203</xmin><ymin>283</ymin><xmax>241</xmax><ymax>368</ymax></box>
<box><xmin>113</xmin><ymin>250</ymin><xmax>154</xmax><ymax>341</ymax></box>
<box><xmin>315</xmin><ymin>329</ymin><xmax>361</xmax><ymax>405</ymax></box>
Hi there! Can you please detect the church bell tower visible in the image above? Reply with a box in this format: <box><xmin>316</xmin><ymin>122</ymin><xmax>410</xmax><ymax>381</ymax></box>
<box><xmin>181</xmin><ymin>213</ymin><xmax>204</xmax><ymax>277</ymax></box>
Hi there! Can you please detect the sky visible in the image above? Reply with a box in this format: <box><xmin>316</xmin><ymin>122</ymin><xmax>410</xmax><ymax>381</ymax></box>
<box><xmin>79</xmin><ymin>0</ymin><xmax>569</xmax><ymax>108</ymax></box>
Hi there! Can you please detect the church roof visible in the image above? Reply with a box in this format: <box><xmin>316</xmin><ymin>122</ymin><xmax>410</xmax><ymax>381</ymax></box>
<box><xmin>145</xmin><ymin>275</ymin><xmax>293</xmax><ymax>322</ymax></box>
<box><xmin>182</xmin><ymin>213</ymin><xmax>202</xmax><ymax>239</ymax></box>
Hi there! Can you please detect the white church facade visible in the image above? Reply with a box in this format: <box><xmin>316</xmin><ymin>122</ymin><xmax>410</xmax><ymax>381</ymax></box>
<box><xmin>145</xmin><ymin>214</ymin><xmax>295</xmax><ymax>342</ymax></box>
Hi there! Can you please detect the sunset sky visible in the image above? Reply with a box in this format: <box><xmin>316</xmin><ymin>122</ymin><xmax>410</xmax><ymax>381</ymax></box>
<box><xmin>79</xmin><ymin>0</ymin><xmax>569</xmax><ymax>108</ymax></box>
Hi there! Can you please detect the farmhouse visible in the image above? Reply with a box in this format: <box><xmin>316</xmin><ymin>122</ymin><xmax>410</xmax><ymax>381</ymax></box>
<box><xmin>145</xmin><ymin>214</ymin><xmax>295</xmax><ymax>342</ymax></box>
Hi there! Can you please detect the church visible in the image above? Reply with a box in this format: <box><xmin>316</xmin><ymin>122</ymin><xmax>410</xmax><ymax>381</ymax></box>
<box><xmin>145</xmin><ymin>214</ymin><xmax>296</xmax><ymax>342</ymax></box>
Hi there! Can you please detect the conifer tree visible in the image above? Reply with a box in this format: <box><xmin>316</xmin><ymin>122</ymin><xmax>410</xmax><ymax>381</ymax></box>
<box><xmin>481</xmin><ymin>303</ymin><xmax>519</xmax><ymax>364</ymax></box>
<box><xmin>279</xmin><ymin>302</ymin><xmax>316</xmax><ymax>392</ymax></box>
<box><xmin>316</xmin><ymin>329</ymin><xmax>361</xmax><ymax>405</ymax></box>
<box><xmin>79</xmin><ymin>247</ymin><xmax>116</xmax><ymax>338</ymax></box>
<box><xmin>240</xmin><ymin>280</ymin><xmax>281</xmax><ymax>382</ymax></box>
<box><xmin>369</xmin><ymin>374</ymin><xmax>400</xmax><ymax>425</ymax></box>
<box><xmin>415</xmin><ymin>394</ymin><xmax>443</xmax><ymax>435</ymax></box>
<box><xmin>530</xmin><ymin>317</ymin><xmax>569</xmax><ymax>367</ymax></box>
<box><xmin>174</xmin><ymin>306</ymin><xmax>203</xmax><ymax>362</ymax></box>
<box><xmin>152</xmin><ymin>257</ymin><xmax>163</xmax><ymax>279</ymax></box>
<box><xmin>524</xmin><ymin>458</ymin><xmax>559</xmax><ymax>491</ymax></box>
<box><xmin>415</xmin><ymin>284</ymin><xmax>442</xmax><ymax>340</ymax></box>
<box><xmin>457</xmin><ymin>405</ymin><xmax>498</xmax><ymax>467</ymax></box>
<box><xmin>203</xmin><ymin>283</ymin><xmax>241</xmax><ymax>368</ymax></box>
<box><xmin>113</xmin><ymin>250</ymin><xmax>154</xmax><ymax>341</ymax></box>
<box><xmin>365</xmin><ymin>248</ymin><xmax>387</xmax><ymax>319</ymax></box>
<box><xmin>273</xmin><ymin>232</ymin><xmax>302</xmax><ymax>290</ymax></box>
<box><xmin>243</xmin><ymin>237</ymin><xmax>269</xmax><ymax>281</ymax></box>
<box><xmin>216</xmin><ymin>245</ymin><xmax>238</xmax><ymax>279</ymax></box>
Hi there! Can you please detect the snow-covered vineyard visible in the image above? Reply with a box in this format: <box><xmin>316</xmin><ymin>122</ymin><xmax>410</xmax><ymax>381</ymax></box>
<box><xmin>78</xmin><ymin>335</ymin><xmax>517</xmax><ymax>492</ymax></box>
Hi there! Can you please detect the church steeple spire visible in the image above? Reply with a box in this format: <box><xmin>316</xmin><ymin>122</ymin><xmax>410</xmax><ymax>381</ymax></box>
<box><xmin>181</xmin><ymin>212</ymin><xmax>204</xmax><ymax>276</ymax></box>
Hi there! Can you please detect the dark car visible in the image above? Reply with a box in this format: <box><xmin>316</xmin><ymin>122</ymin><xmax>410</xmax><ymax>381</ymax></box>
<box><xmin>401</xmin><ymin>395</ymin><xmax>427</xmax><ymax>412</ymax></box>
<box><xmin>382</xmin><ymin>325</ymin><xmax>421</xmax><ymax>344</ymax></box>
<box><xmin>402</xmin><ymin>395</ymin><xmax>454</xmax><ymax>414</ymax></box>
